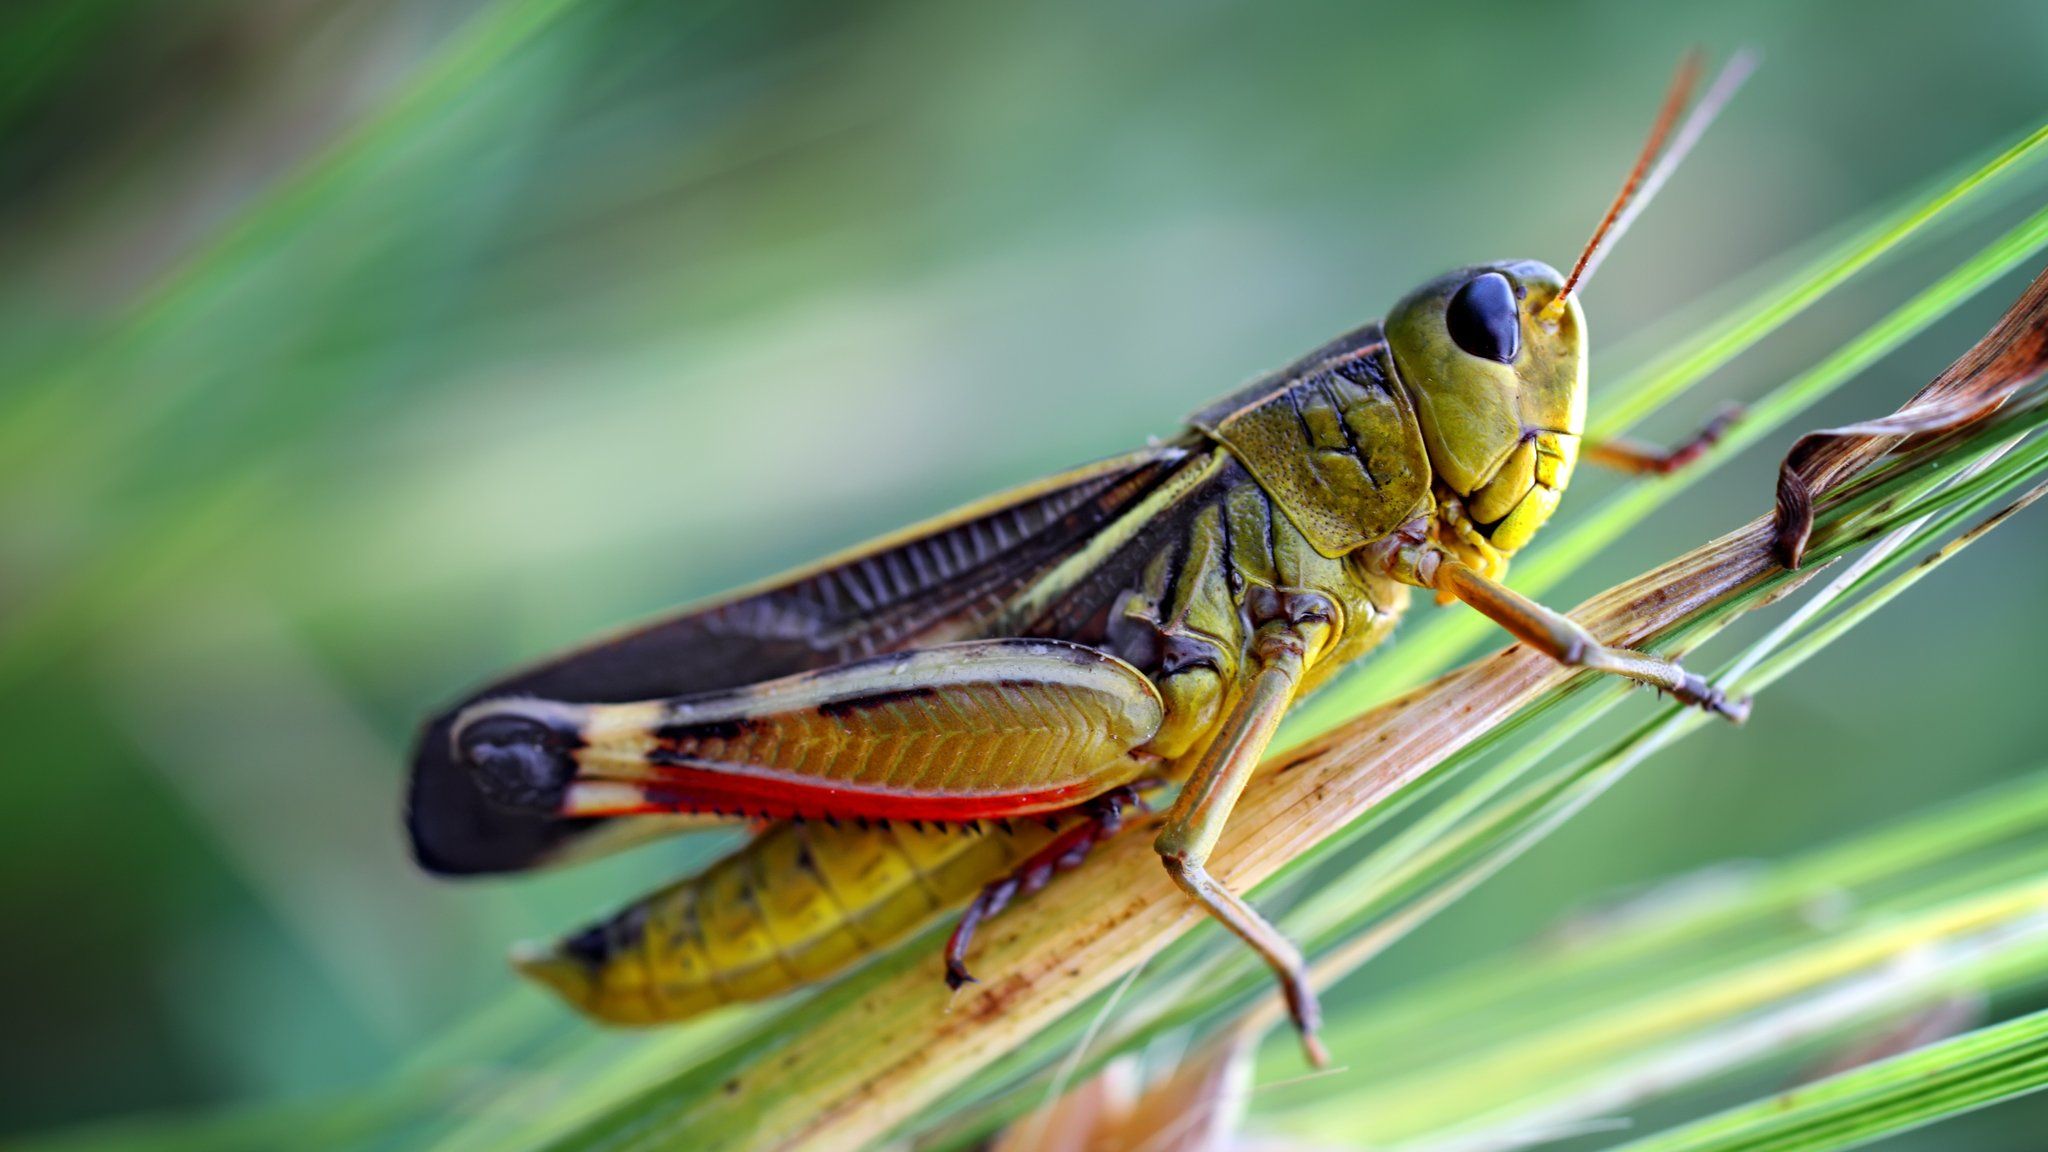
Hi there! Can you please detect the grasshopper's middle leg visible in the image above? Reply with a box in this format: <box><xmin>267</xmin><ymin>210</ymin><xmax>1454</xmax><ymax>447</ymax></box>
<box><xmin>1582</xmin><ymin>404</ymin><xmax>1742</xmax><ymax>475</ymax></box>
<box><xmin>1154</xmin><ymin>607</ymin><xmax>1332</xmax><ymax>1067</ymax></box>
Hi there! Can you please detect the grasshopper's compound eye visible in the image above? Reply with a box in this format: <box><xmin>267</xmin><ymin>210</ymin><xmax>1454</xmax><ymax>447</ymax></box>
<box><xmin>456</xmin><ymin>711</ymin><xmax>576</xmax><ymax>813</ymax></box>
<box><xmin>1446</xmin><ymin>272</ymin><xmax>1521</xmax><ymax>364</ymax></box>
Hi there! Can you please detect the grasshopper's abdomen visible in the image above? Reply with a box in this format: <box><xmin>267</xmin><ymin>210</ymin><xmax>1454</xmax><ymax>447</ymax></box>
<box><xmin>516</xmin><ymin>818</ymin><xmax>1061</xmax><ymax>1024</ymax></box>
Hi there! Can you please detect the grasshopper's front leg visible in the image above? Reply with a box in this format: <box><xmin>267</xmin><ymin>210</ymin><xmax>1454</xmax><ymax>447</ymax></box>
<box><xmin>1154</xmin><ymin>597</ymin><xmax>1335</xmax><ymax>1067</ymax></box>
<box><xmin>1363</xmin><ymin>534</ymin><xmax>1748</xmax><ymax>721</ymax></box>
<box><xmin>1432</xmin><ymin>560</ymin><xmax>1748</xmax><ymax>720</ymax></box>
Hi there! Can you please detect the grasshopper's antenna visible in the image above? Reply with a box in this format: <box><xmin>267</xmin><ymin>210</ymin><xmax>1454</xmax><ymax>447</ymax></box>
<box><xmin>1542</xmin><ymin>50</ymin><xmax>1758</xmax><ymax>322</ymax></box>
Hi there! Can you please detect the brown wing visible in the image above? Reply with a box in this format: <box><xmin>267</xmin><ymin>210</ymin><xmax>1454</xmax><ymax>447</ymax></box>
<box><xmin>408</xmin><ymin>445</ymin><xmax>1189</xmax><ymax>874</ymax></box>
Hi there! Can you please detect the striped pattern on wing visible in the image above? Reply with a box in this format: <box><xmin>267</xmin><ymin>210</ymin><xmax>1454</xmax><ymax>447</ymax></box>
<box><xmin>562</xmin><ymin>639</ymin><xmax>1164</xmax><ymax>821</ymax></box>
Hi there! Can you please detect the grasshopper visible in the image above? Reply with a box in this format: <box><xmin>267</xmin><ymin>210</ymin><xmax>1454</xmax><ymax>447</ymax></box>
<box><xmin>409</xmin><ymin>56</ymin><xmax>1751</xmax><ymax>1064</ymax></box>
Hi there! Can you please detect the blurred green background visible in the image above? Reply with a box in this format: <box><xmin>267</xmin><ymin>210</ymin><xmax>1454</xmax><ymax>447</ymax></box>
<box><xmin>5</xmin><ymin>0</ymin><xmax>2048</xmax><ymax>1145</ymax></box>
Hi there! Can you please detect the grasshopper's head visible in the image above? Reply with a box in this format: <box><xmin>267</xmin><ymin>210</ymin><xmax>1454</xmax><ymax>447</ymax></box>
<box><xmin>1380</xmin><ymin>50</ymin><xmax>1751</xmax><ymax>560</ymax></box>
<box><xmin>1384</xmin><ymin>260</ymin><xmax>1585</xmax><ymax>555</ymax></box>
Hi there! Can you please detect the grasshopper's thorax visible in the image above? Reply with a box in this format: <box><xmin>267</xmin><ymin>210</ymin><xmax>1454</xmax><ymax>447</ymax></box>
<box><xmin>1030</xmin><ymin>260</ymin><xmax>1595</xmax><ymax>762</ymax></box>
<box><xmin>1384</xmin><ymin>260</ymin><xmax>1588</xmax><ymax>578</ymax></box>
<box><xmin>1187</xmin><ymin>329</ymin><xmax>1435</xmax><ymax>560</ymax></box>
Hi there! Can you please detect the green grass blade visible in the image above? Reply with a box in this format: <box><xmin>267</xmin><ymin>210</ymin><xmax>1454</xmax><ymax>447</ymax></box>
<box><xmin>1603</xmin><ymin>1007</ymin><xmax>2048</xmax><ymax>1152</ymax></box>
<box><xmin>0</xmin><ymin>0</ymin><xmax>594</xmax><ymax>469</ymax></box>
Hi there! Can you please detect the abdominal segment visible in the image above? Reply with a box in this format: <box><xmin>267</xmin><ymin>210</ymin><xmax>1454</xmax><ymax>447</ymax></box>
<box><xmin>514</xmin><ymin>817</ymin><xmax>1065</xmax><ymax>1024</ymax></box>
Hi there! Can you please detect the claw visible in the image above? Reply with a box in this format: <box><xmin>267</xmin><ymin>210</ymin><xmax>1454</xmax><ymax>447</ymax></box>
<box><xmin>1711</xmin><ymin>690</ymin><xmax>1752</xmax><ymax>724</ymax></box>
<box><xmin>1300</xmin><ymin>1031</ymin><xmax>1331</xmax><ymax>1070</ymax></box>
<box><xmin>1678</xmin><ymin>668</ymin><xmax>1750</xmax><ymax>723</ymax></box>
<box><xmin>944</xmin><ymin>959</ymin><xmax>978</xmax><ymax>991</ymax></box>
<box><xmin>1280</xmin><ymin>971</ymin><xmax>1328</xmax><ymax>1068</ymax></box>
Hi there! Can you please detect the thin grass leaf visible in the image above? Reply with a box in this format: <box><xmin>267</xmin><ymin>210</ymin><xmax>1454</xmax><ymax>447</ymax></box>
<box><xmin>1300</xmin><ymin>879</ymin><xmax>2048</xmax><ymax>1149</ymax></box>
<box><xmin>1602</xmin><ymin>1006</ymin><xmax>2048</xmax><ymax>1152</ymax></box>
<box><xmin>0</xmin><ymin>0</ymin><xmax>599</xmax><ymax>476</ymax></box>
<box><xmin>1325</xmin><ymin>769</ymin><xmax>2048</xmax><ymax>1077</ymax></box>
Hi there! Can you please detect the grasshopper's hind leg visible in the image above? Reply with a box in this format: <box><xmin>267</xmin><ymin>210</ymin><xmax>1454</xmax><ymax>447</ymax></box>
<box><xmin>1154</xmin><ymin>607</ymin><xmax>1333</xmax><ymax>1067</ymax></box>
<box><xmin>943</xmin><ymin>782</ymin><xmax>1155</xmax><ymax>990</ymax></box>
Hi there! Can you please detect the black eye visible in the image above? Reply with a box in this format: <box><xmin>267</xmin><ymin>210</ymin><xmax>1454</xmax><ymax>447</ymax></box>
<box><xmin>1446</xmin><ymin>272</ymin><xmax>1521</xmax><ymax>364</ymax></box>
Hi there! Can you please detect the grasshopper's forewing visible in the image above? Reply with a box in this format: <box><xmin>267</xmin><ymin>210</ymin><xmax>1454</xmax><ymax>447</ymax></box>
<box><xmin>463</xmin><ymin>639</ymin><xmax>1163</xmax><ymax>824</ymax></box>
<box><xmin>409</xmin><ymin>445</ymin><xmax>1190</xmax><ymax>875</ymax></box>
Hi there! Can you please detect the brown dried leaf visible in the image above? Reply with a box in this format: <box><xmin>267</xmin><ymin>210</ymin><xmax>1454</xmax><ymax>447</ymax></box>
<box><xmin>1774</xmin><ymin>264</ymin><xmax>2048</xmax><ymax>567</ymax></box>
<box><xmin>990</xmin><ymin>1030</ymin><xmax>1253</xmax><ymax>1152</ymax></box>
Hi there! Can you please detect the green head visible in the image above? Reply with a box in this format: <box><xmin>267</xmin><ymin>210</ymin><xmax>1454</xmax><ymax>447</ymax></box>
<box><xmin>1384</xmin><ymin>260</ymin><xmax>1586</xmax><ymax>554</ymax></box>
<box><xmin>1372</xmin><ymin>51</ymin><xmax>1751</xmax><ymax>558</ymax></box>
